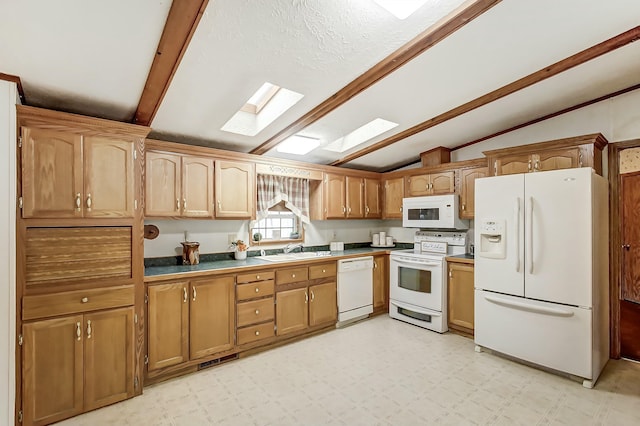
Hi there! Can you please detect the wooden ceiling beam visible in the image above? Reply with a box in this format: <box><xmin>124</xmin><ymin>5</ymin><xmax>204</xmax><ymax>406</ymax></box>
<box><xmin>0</xmin><ymin>72</ymin><xmax>25</xmax><ymax>103</ymax></box>
<box><xmin>133</xmin><ymin>0</ymin><xmax>209</xmax><ymax>126</ymax></box>
<box><xmin>249</xmin><ymin>0</ymin><xmax>502</xmax><ymax>155</ymax></box>
<box><xmin>331</xmin><ymin>26</ymin><xmax>640</xmax><ymax>166</ymax></box>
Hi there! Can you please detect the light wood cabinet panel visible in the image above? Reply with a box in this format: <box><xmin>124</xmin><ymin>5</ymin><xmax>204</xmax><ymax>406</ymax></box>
<box><xmin>21</xmin><ymin>127</ymin><xmax>83</xmax><ymax>218</ymax></box>
<box><xmin>237</xmin><ymin>321</ymin><xmax>275</xmax><ymax>345</ymax></box>
<box><xmin>448</xmin><ymin>262</ymin><xmax>475</xmax><ymax>334</ymax></box>
<box><xmin>460</xmin><ymin>167</ymin><xmax>488</xmax><ymax>219</ymax></box>
<box><xmin>83</xmin><ymin>136</ymin><xmax>135</xmax><ymax>218</ymax></box>
<box><xmin>430</xmin><ymin>171</ymin><xmax>455</xmax><ymax>194</ymax></box>
<box><xmin>182</xmin><ymin>156</ymin><xmax>214</xmax><ymax>217</ymax></box>
<box><xmin>309</xmin><ymin>282</ymin><xmax>337</xmax><ymax>327</ymax></box>
<box><xmin>275</xmin><ymin>267</ymin><xmax>309</xmax><ymax>285</ymax></box>
<box><xmin>383</xmin><ymin>177</ymin><xmax>404</xmax><ymax>219</ymax></box>
<box><xmin>364</xmin><ymin>178</ymin><xmax>381</xmax><ymax>218</ymax></box>
<box><xmin>406</xmin><ymin>174</ymin><xmax>430</xmax><ymax>197</ymax></box>
<box><xmin>147</xmin><ymin>282</ymin><xmax>189</xmax><ymax>371</ymax></box>
<box><xmin>308</xmin><ymin>262</ymin><xmax>336</xmax><ymax>280</ymax></box>
<box><xmin>145</xmin><ymin>151</ymin><xmax>181</xmax><ymax>217</ymax></box>
<box><xmin>215</xmin><ymin>160</ymin><xmax>254</xmax><ymax>218</ymax></box>
<box><xmin>536</xmin><ymin>148</ymin><xmax>579</xmax><ymax>172</ymax></box>
<box><xmin>22</xmin><ymin>316</ymin><xmax>84</xmax><ymax>426</ymax></box>
<box><xmin>373</xmin><ymin>255</ymin><xmax>387</xmax><ymax>311</ymax></box>
<box><xmin>494</xmin><ymin>153</ymin><xmax>533</xmax><ymax>175</ymax></box>
<box><xmin>346</xmin><ymin>176</ymin><xmax>364</xmax><ymax>218</ymax></box>
<box><xmin>189</xmin><ymin>276</ymin><xmax>235</xmax><ymax>359</ymax></box>
<box><xmin>236</xmin><ymin>280</ymin><xmax>275</xmax><ymax>301</ymax></box>
<box><xmin>237</xmin><ymin>297</ymin><xmax>275</xmax><ymax>327</ymax></box>
<box><xmin>84</xmin><ymin>307</ymin><xmax>134</xmax><ymax>411</ymax></box>
<box><xmin>324</xmin><ymin>173</ymin><xmax>346</xmax><ymax>218</ymax></box>
<box><xmin>275</xmin><ymin>287</ymin><xmax>309</xmax><ymax>336</ymax></box>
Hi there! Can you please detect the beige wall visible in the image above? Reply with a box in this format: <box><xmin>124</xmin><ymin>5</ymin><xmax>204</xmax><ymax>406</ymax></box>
<box><xmin>620</xmin><ymin>147</ymin><xmax>640</xmax><ymax>174</ymax></box>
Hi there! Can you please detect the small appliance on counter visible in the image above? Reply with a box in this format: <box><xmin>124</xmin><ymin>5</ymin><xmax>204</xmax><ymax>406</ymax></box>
<box><xmin>181</xmin><ymin>241</ymin><xmax>200</xmax><ymax>265</ymax></box>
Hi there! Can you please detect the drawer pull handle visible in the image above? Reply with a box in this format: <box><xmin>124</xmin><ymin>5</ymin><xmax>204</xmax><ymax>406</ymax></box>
<box><xmin>81</xmin><ymin>297</ymin><xmax>89</xmax><ymax>303</ymax></box>
<box><xmin>76</xmin><ymin>322</ymin><xmax>82</xmax><ymax>341</ymax></box>
<box><xmin>255</xmin><ymin>287</ymin><xmax>260</xmax><ymax>293</ymax></box>
<box><xmin>86</xmin><ymin>320</ymin><xmax>92</xmax><ymax>339</ymax></box>
<box><xmin>255</xmin><ymin>309</ymin><xmax>260</xmax><ymax>315</ymax></box>
<box><xmin>255</xmin><ymin>331</ymin><xmax>260</xmax><ymax>336</ymax></box>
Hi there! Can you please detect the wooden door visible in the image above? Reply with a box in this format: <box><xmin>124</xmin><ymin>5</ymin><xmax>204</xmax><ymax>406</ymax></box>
<box><xmin>275</xmin><ymin>287</ymin><xmax>308</xmax><ymax>335</ymax></box>
<box><xmin>21</xmin><ymin>127</ymin><xmax>83</xmax><ymax>218</ymax></box>
<box><xmin>147</xmin><ymin>282</ymin><xmax>189</xmax><ymax>370</ymax></box>
<box><xmin>430</xmin><ymin>171</ymin><xmax>455</xmax><ymax>194</ymax></box>
<box><xmin>372</xmin><ymin>255</ymin><xmax>387</xmax><ymax>310</ymax></box>
<box><xmin>22</xmin><ymin>316</ymin><xmax>84</xmax><ymax>426</ymax></box>
<box><xmin>182</xmin><ymin>156</ymin><xmax>214</xmax><ymax>218</ymax></box>
<box><xmin>448</xmin><ymin>263</ymin><xmax>475</xmax><ymax>333</ymax></box>
<box><xmin>494</xmin><ymin>153</ymin><xmax>532</xmax><ymax>175</ymax></box>
<box><xmin>405</xmin><ymin>174</ymin><xmax>430</xmax><ymax>196</ymax></box>
<box><xmin>215</xmin><ymin>160</ymin><xmax>254</xmax><ymax>218</ymax></box>
<box><xmin>309</xmin><ymin>282</ymin><xmax>337</xmax><ymax>326</ymax></box>
<box><xmin>460</xmin><ymin>167</ymin><xmax>488</xmax><ymax>219</ymax></box>
<box><xmin>621</xmin><ymin>171</ymin><xmax>640</xmax><ymax>360</ymax></box>
<box><xmin>189</xmin><ymin>276</ymin><xmax>235</xmax><ymax>359</ymax></box>
<box><xmin>364</xmin><ymin>178</ymin><xmax>381</xmax><ymax>218</ymax></box>
<box><xmin>535</xmin><ymin>148</ymin><xmax>580</xmax><ymax>172</ymax></box>
<box><xmin>145</xmin><ymin>151</ymin><xmax>182</xmax><ymax>217</ymax></box>
<box><xmin>84</xmin><ymin>307</ymin><xmax>135</xmax><ymax>411</ymax></box>
<box><xmin>324</xmin><ymin>173</ymin><xmax>346</xmax><ymax>218</ymax></box>
<box><xmin>83</xmin><ymin>136</ymin><xmax>135</xmax><ymax>218</ymax></box>
<box><xmin>383</xmin><ymin>177</ymin><xmax>404</xmax><ymax>219</ymax></box>
<box><xmin>345</xmin><ymin>176</ymin><xmax>364</xmax><ymax>218</ymax></box>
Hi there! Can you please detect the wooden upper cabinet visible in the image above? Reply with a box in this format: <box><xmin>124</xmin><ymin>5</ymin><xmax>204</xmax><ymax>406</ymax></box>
<box><xmin>147</xmin><ymin>282</ymin><xmax>189</xmax><ymax>371</ymax></box>
<box><xmin>346</xmin><ymin>176</ymin><xmax>364</xmax><ymax>218</ymax></box>
<box><xmin>21</xmin><ymin>127</ymin><xmax>83</xmax><ymax>218</ymax></box>
<box><xmin>406</xmin><ymin>171</ymin><xmax>454</xmax><ymax>197</ymax></box>
<box><xmin>383</xmin><ymin>177</ymin><xmax>404</xmax><ymax>219</ymax></box>
<box><xmin>405</xmin><ymin>173</ymin><xmax>430</xmax><ymax>197</ymax></box>
<box><xmin>215</xmin><ymin>160</ymin><xmax>254</xmax><ymax>218</ymax></box>
<box><xmin>493</xmin><ymin>153</ymin><xmax>532</xmax><ymax>175</ymax></box>
<box><xmin>182</xmin><ymin>156</ymin><xmax>214</xmax><ymax>218</ymax></box>
<box><xmin>536</xmin><ymin>148</ymin><xmax>579</xmax><ymax>172</ymax></box>
<box><xmin>364</xmin><ymin>178</ymin><xmax>381</xmax><ymax>218</ymax></box>
<box><xmin>460</xmin><ymin>167</ymin><xmax>488</xmax><ymax>219</ymax></box>
<box><xmin>145</xmin><ymin>151</ymin><xmax>181</xmax><ymax>217</ymax></box>
<box><xmin>324</xmin><ymin>173</ymin><xmax>346</xmax><ymax>219</ymax></box>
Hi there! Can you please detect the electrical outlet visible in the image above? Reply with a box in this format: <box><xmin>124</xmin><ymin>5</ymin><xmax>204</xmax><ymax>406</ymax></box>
<box><xmin>332</xmin><ymin>231</ymin><xmax>337</xmax><ymax>240</ymax></box>
<box><xmin>228</xmin><ymin>233</ymin><xmax>237</xmax><ymax>244</ymax></box>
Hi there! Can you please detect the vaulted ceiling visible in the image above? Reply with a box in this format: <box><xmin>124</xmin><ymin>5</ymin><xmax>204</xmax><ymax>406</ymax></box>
<box><xmin>2</xmin><ymin>0</ymin><xmax>639</xmax><ymax>172</ymax></box>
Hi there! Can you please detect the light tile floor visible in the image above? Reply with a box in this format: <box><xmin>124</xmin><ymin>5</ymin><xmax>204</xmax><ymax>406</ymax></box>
<box><xmin>58</xmin><ymin>316</ymin><xmax>640</xmax><ymax>425</ymax></box>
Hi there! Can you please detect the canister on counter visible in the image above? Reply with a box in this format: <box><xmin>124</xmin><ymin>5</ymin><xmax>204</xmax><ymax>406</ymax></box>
<box><xmin>372</xmin><ymin>233</ymin><xmax>380</xmax><ymax>245</ymax></box>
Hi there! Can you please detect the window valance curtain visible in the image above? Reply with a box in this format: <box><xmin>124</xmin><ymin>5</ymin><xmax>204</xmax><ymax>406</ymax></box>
<box><xmin>256</xmin><ymin>174</ymin><xmax>310</xmax><ymax>224</ymax></box>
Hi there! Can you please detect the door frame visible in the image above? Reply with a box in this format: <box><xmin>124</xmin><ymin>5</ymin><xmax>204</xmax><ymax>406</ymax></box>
<box><xmin>608</xmin><ymin>138</ymin><xmax>640</xmax><ymax>358</ymax></box>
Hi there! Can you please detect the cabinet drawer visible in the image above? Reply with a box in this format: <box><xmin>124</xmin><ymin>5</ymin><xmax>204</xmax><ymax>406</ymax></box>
<box><xmin>237</xmin><ymin>298</ymin><xmax>274</xmax><ymax>327</ymax></box>
<box><xmin>236</xmin><ymin>271</ymin><xmax>274</xmax><ymax>284</ymax></box>
<box><xmin>236</xmin><ymin>280</ymin><xmax>274</xmax><ymax>301</ymax></box>
<box><xmin>309</xmin><ymin>262</ymin><xmax>336</xmax><ymax>280</ymax></box>
<box><xmin>23</xmin><ymin>285</ymin><xmax>134</xmax><ymax>321</ymax></box>
<box><xmin>276</xmin><ymin>267</ymin><xmax>308</xmax><ymax>285</ymax></box>
<box><xmin>237</xmin><ymin>321</ymin><xmax>275</xmax><ymax>345</ymax></box>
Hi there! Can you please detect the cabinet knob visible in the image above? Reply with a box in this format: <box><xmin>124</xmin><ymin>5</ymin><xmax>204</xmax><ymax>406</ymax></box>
<box><xmin>75</xmin><ymin>193</ymin><xmax>82</xmax><ymax>211</ymax></box>
<box><xmin>86</xmin><ymin>320</ymin><xmax>92</xmax><ymax>339</ymax></box>
<box><xmin>183</xmin><ymin>198</ymin><xmax>187</xmax><ymax>211</ymax></box>
<box><xmin>255</xmin><ymin>287</ymin><xmax>260</xmax><ymax>293</ymax></box>
<box><xmin>86</xmin><ymin>193</ymin><xmax>92</xmax><ymax>210</ymax></box>
<box><xmin>322</xmin><ymin>269</ymin><xmax>326</xmax><ymax>273</ymax></box>
<box><xmin>255</xmin><ymin>309</ymin><xmax>260</xmax><ymax>315</ymax></box>
<box><xmin>176</xmin><ymin>199</ymin><xmax>181</xmax><ymax>211</ymax></box>
<box><xmin>256</xmin><ymin>275</ymin><xmax>260</xmax><ymax>279</ymax></box>
<box><xmin>255</xmin><ymin>331</ymin><xmax>260</xmax><ymax>336</ymax></box>
<box><xmin>461</xmin><ymin>204</ymin><xmax>466</xmax><ymax>211</ymax></box>
<box><xmin>292</xmin><ymin>274</ymin><xmax>296</xmax><ymax>278</ymax></box>
<box><xmin>76</xmin><ymin>322</ymin><xmax>82</xmax><ymax>341</ymax></box>
<box><xmin>81</xmin><ymin>297</ymin><xmax>89</xmax><ymax>303</ymax></box>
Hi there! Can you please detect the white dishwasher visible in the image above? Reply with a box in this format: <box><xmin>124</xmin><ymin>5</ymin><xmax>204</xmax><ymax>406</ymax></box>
<box><xmin>337</xmin><ymin>256</ymin><xmax>374</xmax><ymax>327</ymax></box>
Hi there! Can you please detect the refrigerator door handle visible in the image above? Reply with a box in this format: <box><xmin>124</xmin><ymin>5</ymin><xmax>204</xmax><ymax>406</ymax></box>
<box><xmin>483</xmin><ymin>294</ymin><xmax>575</xmax><ymax>317</ymax></box>
<box><xmin>527</xmin><ymin>196</ymin><xmax>534</xmax><ymax>274</ymax></box>
<box><xmin>514</xmin><ymin>197</ymin><xmax>520</xmax><ymax>272</ymax></box>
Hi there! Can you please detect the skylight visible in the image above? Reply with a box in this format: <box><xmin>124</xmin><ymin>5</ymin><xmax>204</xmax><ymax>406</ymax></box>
<box><xmin>276</xmin><ymin>135</ymin><xmax>321</xmax><ymax>155</ymax></box>
<box><xmin>221</xmin><ymin>83</ymin><xmax>303</xmax><ymax>137</ymax></box>
<box><xmin>323</xmin><ymin>118</ymin><xmax>398</xmax><ymax>153</ymax></box>
<box><xmin>373</xmin><ymin>0</ymin><xmax>430</xmax><ymax>19</ymax></box>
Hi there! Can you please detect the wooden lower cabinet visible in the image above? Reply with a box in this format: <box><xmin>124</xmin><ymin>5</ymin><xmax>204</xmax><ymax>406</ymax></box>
<box><xmin>147</xmin><ymin>282</ymin><xmax>189</xmax><ymax>370</ymax></box>
<box><xmin>372</xmin><ymin>255</ymin><xmax>387</xmax><ymax>312</ymax></box>
<box><xmin>276</xmin><ymin>287</ymin><xmax>309</xmax><ymax>336</ymax></box>
<box><xmin>448</xmin><ymin>262</ymin><xmax>475</xmax><ymax>334</ymax></box>
<box><xmin>309</xmin><ymin>282</ymin><xmax>337</xmax><ymax>326</ymax></box>
<box><xmin>22</xmin><ymin>307</ymin><xmax>134</xmax><ymax>426</ymax></box>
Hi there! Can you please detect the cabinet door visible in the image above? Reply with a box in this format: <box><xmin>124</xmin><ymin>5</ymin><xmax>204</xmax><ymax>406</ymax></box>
<box><xmin>448</xmin><ymin>263</ymin><xmax>475</xmax><ymax>332</ymax></box>
<box><xmin>215</xmin><ymin>160</ymin><xmax>254</xmax><ymax>218</ymax></box>
<box><xmin>84</xmin><ymin>136</ymin><xmax>135</xmax><ymax>218</ymax></box>
<box><xmin>21</xmin><ymin>127</ymin><xmax>83</xmax><ymax>218</ymax></box>
<box><xmin>182</xmin><ymin>156</ymin><xmax>214</xmax><ymax>218</ymax></box>
<box><xmin>364</xmin><ymin>178</ymin><xmax>381</xmax><ymax>218</ymax></box>
<box><xmin>494</xmin><ymin>153</ymin><xmax>532</xmax><ymax>175</ymax></box>
<box><xmin>382</xmin><ymin>177</ymin><xmax>404</xmax><ymax>219</ymax></box>
<box><xmin>346</xmin><ymin>176</ymin><xmax>364</xmax><ymax>218</ymax></box>
<box><xmin>405</xmin><ymin>174</ymin><xmax>430</xmax><ymax>197</ymax></box>
<box><xmin>460</xmin><ymin>167</ymin><xmax>488</xmax><ymax>219</ymax></box>
<box><xmin>324</xmin><ymin>173</ymin><xmax>346</xmax><ymax>218</ymax></box>
<box><xmin>22</xmin><ymin>315</ymin><xmax>84</xmax><ymax>426</ymax></box>
<box><xmin>309</xmin><ymin>282</ymin><xmax>337</xmax><ymax>326</ymax></box>
<box><xmin>535</xmin><ymin>148</ymin><xmax>579</xmax><ymax>172</ymax></box>
<box><xmin>275</xmin><ymin>287</ymin><xmax>309</xmax><ymax>336</ymax></box>
<box><xmin>190</xmin><ymin>276</ymin><xmax>235</xmax><ymax>359</ymax></box>
<box><xmin>84</xmin><ymin>307</ymin><xmax>135</xmax><ymax>411</ymax></box>
<box><xmin>373</xmin><ymin>256</ymin><xmax>387</xmax><ymax>310</ymax></box>
<box><xmin>430</xmin><ymin>171</ymin><xmax>455</xmax><ymax>194</ymax></box>
<box><xmin>145</xmin><ymin>151</ymin><xmax>182</xmax><ymax>217</ymax></box>
<box><xmin>147</xmin><ymin>282</ymin><xmax>189</xmax><ymax>370</ymax></box>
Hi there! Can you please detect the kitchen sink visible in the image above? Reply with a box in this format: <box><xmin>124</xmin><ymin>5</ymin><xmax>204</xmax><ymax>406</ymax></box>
<box><xmin>258</xmin><ymin>251</ymin><xmax>332</xmax><ymax>262</ymax></box>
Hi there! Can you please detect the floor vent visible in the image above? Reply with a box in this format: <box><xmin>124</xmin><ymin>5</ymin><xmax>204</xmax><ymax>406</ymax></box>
<box><xmin>198</xmin><ymin>353</ymin><xmax>239</xmax><ymax>370</ymax></box>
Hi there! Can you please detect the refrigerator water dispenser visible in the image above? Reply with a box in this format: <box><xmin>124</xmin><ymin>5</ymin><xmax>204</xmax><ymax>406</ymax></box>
<box><xmin>479</xmin><ymin>220</ymin><xmax>506</xmax><ymax>259</ymax></box>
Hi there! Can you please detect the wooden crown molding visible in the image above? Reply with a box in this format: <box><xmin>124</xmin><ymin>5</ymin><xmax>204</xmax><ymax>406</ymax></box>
<box><xmin>0</xmin><ymin>72</ymin><xmax>25</xmax><ymax>103</ymax></box>
<box><xmin>249</xmin><ymin>0</ymin><xmax>502</xmax><ymax>156</ymax></box>
<box><xmin>330</xmin><ymin>25</ymin><xmax>640</xmax><ymax>166</ymax></box>
<box><xmin>133</xmin><ymin>0</ymin><xmax>209</xmax><ymax>126</ymax></box>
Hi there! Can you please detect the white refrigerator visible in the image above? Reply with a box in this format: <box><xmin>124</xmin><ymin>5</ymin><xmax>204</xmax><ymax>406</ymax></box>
<box><xmin>474</xmin><ymin>167</ymin><xmax>609</xmax><ymax>388</ymax></box>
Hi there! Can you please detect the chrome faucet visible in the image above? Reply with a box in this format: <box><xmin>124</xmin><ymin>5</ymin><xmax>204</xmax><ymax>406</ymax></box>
<box><xmin>283</xmin><ymin>242</ymin><xmax>303</xmax><ymax>253</ymax></box>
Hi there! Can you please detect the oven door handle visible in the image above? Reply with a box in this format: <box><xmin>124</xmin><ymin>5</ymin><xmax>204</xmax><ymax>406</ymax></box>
<box><xmin>390</xmin><ymin>300</ymin><xmax>443</xmax><ymax>317</ymax></box>
<box><xmin>392</xmin><ymin>259</ymin><xmax>441</xmax><ymax>267</ymax></box>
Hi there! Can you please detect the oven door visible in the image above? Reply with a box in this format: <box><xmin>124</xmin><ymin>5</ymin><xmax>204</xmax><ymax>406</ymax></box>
<box><xmin>389</xmin><ymin>256</ymin><xmax>444</xmax><ymax>312</ymax></box>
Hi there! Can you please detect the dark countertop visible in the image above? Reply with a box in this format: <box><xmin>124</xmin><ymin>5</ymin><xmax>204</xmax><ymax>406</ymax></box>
<box><xmin>145</xmin><ymin>247</ymin><xmax>401</xmax><ymax>282</ymax></box>
<box><xmin>445</xmin><ymin>253</ymin><xmax>475</xmax><ymax>264</ymax></box>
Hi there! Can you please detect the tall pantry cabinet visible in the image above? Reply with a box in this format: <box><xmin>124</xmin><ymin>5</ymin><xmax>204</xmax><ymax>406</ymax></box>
<box><xmin>16</xmin><ymin>106</ymin><xmax>150</xmax><ymax>425</ymax></box>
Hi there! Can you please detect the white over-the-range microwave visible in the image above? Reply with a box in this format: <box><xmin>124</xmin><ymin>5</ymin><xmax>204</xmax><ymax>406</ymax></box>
<box><xmin>402</xmin><ymin>194</ymin><xmax>468</xmax><ymax>229</ymax></box>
